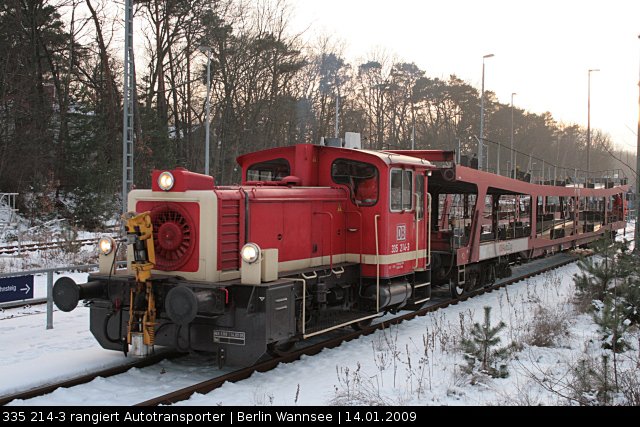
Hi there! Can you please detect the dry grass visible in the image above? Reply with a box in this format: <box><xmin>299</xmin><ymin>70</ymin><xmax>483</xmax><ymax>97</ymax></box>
<box><xmin>524</xmin><ymin>305</ymin><xmax>572</xmax><ymax>348</ymax></box>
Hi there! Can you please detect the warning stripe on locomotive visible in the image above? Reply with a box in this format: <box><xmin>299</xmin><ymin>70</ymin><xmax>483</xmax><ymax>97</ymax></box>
<box><xmin>213</xmin><ymin>330</ymin><xmax>246</xmax><ymax>346</ymax></box>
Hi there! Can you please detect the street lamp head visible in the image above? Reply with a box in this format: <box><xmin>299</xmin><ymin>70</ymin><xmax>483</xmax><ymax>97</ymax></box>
<box><xmin>197</xmin><ymin>45</ymin><xmax>212</xmax><ymax>53</ymax></box>
<box><xmin>483</xmin><ymin>53</ymin><xmax>495</xmax><ymax>59</ymax></box>
<box><xmin>589</xmin><ymin>68</ymin><xmax>600</xmax><ymax>73</ymax></box>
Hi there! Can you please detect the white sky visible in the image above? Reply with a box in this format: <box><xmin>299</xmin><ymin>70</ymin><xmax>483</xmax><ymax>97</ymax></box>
<box><xmin>289</xmin><ymin>0</ymin><xmax>640</xmax><ymax>152</ymax></box>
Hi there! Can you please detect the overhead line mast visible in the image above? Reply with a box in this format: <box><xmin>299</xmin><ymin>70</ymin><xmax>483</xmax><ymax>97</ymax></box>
<box><xmin>635</xmin><ymin>35</ymin><xmax>640</xmax><ymax>251</ymax></box>
<box><xmin>122</xmin><ymin>0</ymin><xmax>135</xmax><ymax>215</ymax></box>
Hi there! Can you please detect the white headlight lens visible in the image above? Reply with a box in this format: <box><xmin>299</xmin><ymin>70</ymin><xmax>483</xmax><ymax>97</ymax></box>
<box><xmin>158</xmin><ymin>171</ymin><xmax>175</xmax><ymax>191</ymax></box>
<box><xmin>240</xmin><ymin>243</ymin><xmax>261</xmax><ymax>264</ymax></box>
<box><xmin>99</xmin><ymin>236</ymin><xmax>115</xmax><ymax>256</ymax></box>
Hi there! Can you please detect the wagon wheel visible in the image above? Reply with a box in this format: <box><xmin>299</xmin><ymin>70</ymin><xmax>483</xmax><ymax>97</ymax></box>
<box><xmin>351</xmin><ymin>318</ymin><xmax>373</xmax><ymax>331</ymax></box>
<box><xmin>489</xmin><ymin>264</ymin><xmax>497</xmax><ymax>286</ymax></box>
<box><xmin>267</xmin><ymin>340</ymin><xmax>296</xmax><ymax>356</ymax></box>
<box><xmin>449</xmin><ymin>279</ymin><xmax>466</xmax><ymax>299</ymax></box>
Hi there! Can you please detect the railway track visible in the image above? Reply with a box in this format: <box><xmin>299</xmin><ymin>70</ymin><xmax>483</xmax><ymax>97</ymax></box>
<box><xmin>0</xmin><ymin>350</ymin><xmax>184</xmax><ymax>406</ymax></box>
<box><xmin>0</xmin><ymin>299</ymin><xmax>47</xmax><ymax>311</ymax></box>
<box><xmin>0</xmin><ymin>303</ymin><xmax>48</xmax><ymax>321</ymax></box>
<box><xmin>0</xmin><ymin>238</ymin><xmax>102</xmax><ymax>255</ymax></box>
<box><xmin>135</xmin><ymin>251</ymin><xmax>581</xmax><ymax>406</ymax></box>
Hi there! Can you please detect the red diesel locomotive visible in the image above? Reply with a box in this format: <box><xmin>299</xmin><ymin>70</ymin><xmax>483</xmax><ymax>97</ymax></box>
<box><xmin>53</xmin><ymin>138</ymin><xmax>628</xmax><ymax>367</ymax></box>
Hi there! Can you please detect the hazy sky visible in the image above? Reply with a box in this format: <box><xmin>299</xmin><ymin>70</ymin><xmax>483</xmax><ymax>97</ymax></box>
<box><xmin>289</xmin><ymin>0</ymin><xmax>640</xmax><ymax>151</ymax></box>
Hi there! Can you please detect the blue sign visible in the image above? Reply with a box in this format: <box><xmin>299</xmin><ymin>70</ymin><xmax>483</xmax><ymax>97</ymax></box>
<box><xmin>0</xmin><ymin>275</ymin><xmax>34</xmax><ymax>303</ymax></box>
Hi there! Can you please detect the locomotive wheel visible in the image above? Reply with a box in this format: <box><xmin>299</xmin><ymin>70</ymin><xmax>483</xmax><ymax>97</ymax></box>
<box><xmin>351</xmin><ymin>318</ymin><xmax>373</xmax><ymax>330</ymax></box>
<box><xmin>267</xmin><ymin>340</ymin><xmax>296</xmax><ymax>356</ymax></box>
<box><xmin>483</xmin><ymin>264</ymin><xmax>497</xmax><ymax>287</ymax></box>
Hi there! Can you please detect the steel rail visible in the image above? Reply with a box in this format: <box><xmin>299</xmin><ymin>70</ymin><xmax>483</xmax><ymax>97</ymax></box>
<box><xmin>0</xmin><ymin>350</ymin><xmax>183</xmax><ymax>406</ymax></box>
<box><xmin>0</xmin><ymin>238</ymin><xmax>101</xmax><ymax>255</ymax></box>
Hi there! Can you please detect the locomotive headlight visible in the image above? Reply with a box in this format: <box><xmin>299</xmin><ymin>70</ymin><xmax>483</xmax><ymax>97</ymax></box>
<box><xmin>158</xmin><ymin>171</ymin><xmax>175</xmax><ymax>191</ymax></box>
<box><xmin>240</xmin><ymin>243</ymin><xmax>261</xmax><ymax>264</ymax></box>
<box><xmin>98</xmin><ymin>236</ymin><xmax>115</xmax><ymax>256</ymax></box>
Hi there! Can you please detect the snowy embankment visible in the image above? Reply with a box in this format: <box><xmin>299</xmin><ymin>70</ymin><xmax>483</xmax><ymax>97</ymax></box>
<box><xmin>0</xmin><ymin>201</ymin><xmax>105</xmax><ymax>274</ymax></box>
<box><xmin>0</xmin><ymin>300</ymin><xmax>126</xmax><ymax>398</ymax></box>
<box><xmin>180</xmin><ymin>264</ymin><xmax>611</xmax><ymax>406</ymax></box>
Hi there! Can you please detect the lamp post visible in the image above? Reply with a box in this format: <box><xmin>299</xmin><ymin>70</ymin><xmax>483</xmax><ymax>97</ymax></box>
<box><xmin>510</xmin><ymin>92</ymin><xmax>517</xmax><ymax>179</ymax></box>
<box><xmin>587</xmin><ymin>68</ymin><xmax>600</xmax><ymax>173</ymax></box>
<box><xmin>198</xmin><ymin>46</ymin><xmax>212</xmax><ymax>176</ymax></box>
<box><xmin>635</xmin><ymin>35</ymin><xmax>640</xmax><ymax>251</ymax></box>
<box><xmin>479</xmin><ymin>53</ymin><xmax>495</xmax><ymax>171</ymax></box>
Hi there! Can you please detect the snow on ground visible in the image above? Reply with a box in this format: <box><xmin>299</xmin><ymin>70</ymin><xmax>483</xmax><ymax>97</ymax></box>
<box><xmin>0</xmin><ymin>300</ymin><xmax>133</xmax><ymax>397</ymax></box>
<box><xmin>8</xmin><ymin>355</ymin><xmax>222</xmax><ymax>406</ymax></box>
<box><xmin>177</xmin><ymin>264</ymin><xmax>638</xmax><ymax>406</ymax></box>
<box><xmin>1</xmin><ymin>284</ymin><xmax>228</xmax><ymax>405</ymax></box>
<box><xmin>177</xmin><ymin>266</ymin><xmax>580</xmax><ymax>406</ymax></box>
<box><xmin>4</xmin><ymin>260</ymin><xmax>633</xmax><ymax>406</ymax></box>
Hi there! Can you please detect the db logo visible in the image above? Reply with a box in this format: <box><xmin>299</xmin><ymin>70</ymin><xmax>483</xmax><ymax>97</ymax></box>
<box><xmin>396</xmin><ymin>224</ymin><xmax>407</xmax><ymax>241</ymax></box>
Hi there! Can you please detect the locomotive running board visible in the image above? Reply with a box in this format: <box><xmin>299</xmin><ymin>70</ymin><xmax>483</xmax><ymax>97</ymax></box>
<box><xmin>302</xmin><ymin>314</ymin><xmax>380</xmax><ymax>339</ymax></box>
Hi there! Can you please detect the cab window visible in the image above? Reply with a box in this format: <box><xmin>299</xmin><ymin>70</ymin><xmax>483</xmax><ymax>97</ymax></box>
<box><xmin>331</xmin><ymin>159</ymin><xmax>379</xmax><ymax>206</ymax></box>
<box><xmin>416</xmin><ymin>174</ymin><xmax>424</xmax><ymax>219</ymax></box>
<box><xmin>391</xmin><ymin>169</ymin><xmax>413</xmax><ymax>212</ymax></box>
<box><xmin>247</xmin><ymin>158</ymin><xmax>290</xmax><ymax>182</ymax></box>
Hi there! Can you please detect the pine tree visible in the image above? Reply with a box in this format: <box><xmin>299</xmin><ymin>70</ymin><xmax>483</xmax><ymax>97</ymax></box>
<box><xmin>460</xmin><ymin>306</ymin><xmax>510</xmax><ymax>379</ymax></box>
<box><xmin>619</xmin><ymin>276</ymin><xmax>640</xmax><ymax>325</ymax></box>
<box><xmin>573</xmin><ymin>237</ymin><xmax>624</xmax><ymax>303</ymax></box>
<box><xmin>573</xmin><ymin>237</ymin><xmax>640</xmax><ymax>353</ymax></box>
<box><xmin>594</xmin><ymin>296</ymin><xmax>630</xmax><ymax>353</ymax></box>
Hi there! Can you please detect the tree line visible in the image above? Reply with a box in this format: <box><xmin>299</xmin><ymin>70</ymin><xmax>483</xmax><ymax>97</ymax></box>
<box><xmin>0</xmin><ymin>0</ymin><xmax>632</xmax><ymax>228</ymax></box>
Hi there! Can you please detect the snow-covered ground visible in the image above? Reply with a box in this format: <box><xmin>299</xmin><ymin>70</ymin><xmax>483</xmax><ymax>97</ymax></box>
<box><xmin>0</xmin><ymin>297</ymin><xmax>128</xmax><ymax>398</ymax></box>
<box><xmin>177</xmin><ymin>264</ymin><xmax>637</xmax><ymax>406</ymax></box>
<box><xmin>2</xmin><ymin>260</ymin><xmax>638</xmax><ymax>406</ymax></box>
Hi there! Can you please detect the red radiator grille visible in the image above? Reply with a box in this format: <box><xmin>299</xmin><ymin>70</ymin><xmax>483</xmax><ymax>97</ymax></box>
<box><xmin>136</xmin><ymin>201</ymin><xmax>200</xmax><ymax>273</ymax></box>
